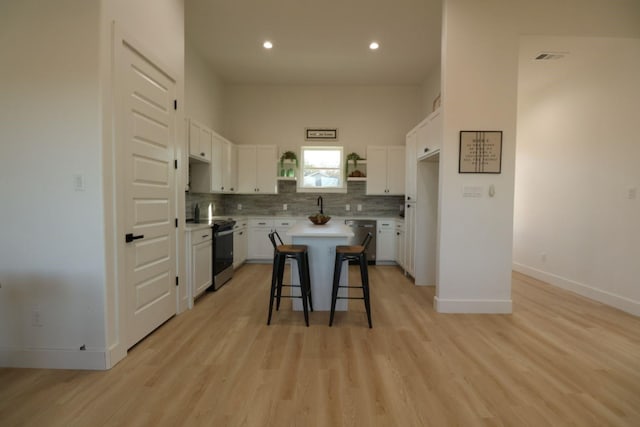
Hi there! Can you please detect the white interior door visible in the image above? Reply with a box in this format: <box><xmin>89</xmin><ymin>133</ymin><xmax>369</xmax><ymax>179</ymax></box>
<box><xmin>119</xmin><ymin>40</ymin><xmax>177</xmax><ymax>348</ymax></box>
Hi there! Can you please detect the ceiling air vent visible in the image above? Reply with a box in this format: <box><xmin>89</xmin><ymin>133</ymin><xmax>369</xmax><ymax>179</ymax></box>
<box><xmin>534</xmin><ymin>52</ymin><xmax>568</xmax><ymax>61</ymax></box>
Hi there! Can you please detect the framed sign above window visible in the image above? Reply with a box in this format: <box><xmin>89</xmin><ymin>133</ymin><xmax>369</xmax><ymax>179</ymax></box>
<box><xmin>305</xmin><ymin>128</ymin><xmax>338</xmax><ymax>141</ymax></box>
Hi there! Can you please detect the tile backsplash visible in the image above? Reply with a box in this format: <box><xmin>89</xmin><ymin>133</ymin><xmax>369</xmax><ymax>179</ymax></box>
<box><xmin>186</xmin><ymin>181</ymin><xmax>403</xmax><ymax>219</ymax></box>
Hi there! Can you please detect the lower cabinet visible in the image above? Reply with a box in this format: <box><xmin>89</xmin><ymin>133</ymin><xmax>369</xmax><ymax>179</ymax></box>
<box><xmin>233</xmin><ymin>219</ymin><xmax>248</xmax><ymax>268</ymax></box>
<box><xmin>187</xmin><ymin>227</ymin><xmax>213</xmax><ymax>302</ymax></box>
<box><xmin>395</xmin><ymin>221</ymin><xmax>405</xmax><ymax>269</ymax></box>
<box><xmin>376</xmin><ymin>219</ymin><xmax>396</xmax><ymax>263</ymax></box>
<box><xmin>275</xmin><ymin>218</ymin><xmax>296</xmax><ymax>245</ymax></box>
<box><xmin>404</xmin><ymin>202</ymin><xmax>416</xmax><ymax>277</ymax></box>
<box><xmin>247</xmin><ymin>218</ymin><xmax>297</xmax><ymax>261</ymax></box>
<box><xmin>248</xmin><ymin>218</ymin><xmax>275</xmax><ymax>261</ymax></box>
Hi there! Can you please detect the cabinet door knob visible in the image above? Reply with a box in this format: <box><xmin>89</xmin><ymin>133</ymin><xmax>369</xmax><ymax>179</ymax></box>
<box><xmin>200</xmin><ymin>152</ymin><xmax>205</xmax><ymax>156</ymax></box>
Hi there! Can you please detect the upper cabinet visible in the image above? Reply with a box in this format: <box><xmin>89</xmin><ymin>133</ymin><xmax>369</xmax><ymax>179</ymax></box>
<box><xmin>366</xmin><ymin>146</ymin><xmax>405</xmax><ymax>195</ymax></box>
<box><xmin>416</xmin><ymin>109</ymin><xmax>442</xmax><ymax>161</ymax></box>
<box><xmin>189</xmin><ymin>121</ymin><xmax>237</xmax><ymax>194</ymax></box>
<box><xmin>188</xmin><ymin>119</ymin><xmax>212</xmax><ymax>163</ymax></box>
<box><xmin>405</xmin><ymin>130</ymin><xmax>418</xmax><ymax>202</ymax></box>
<box><xmin>237</xmin><ymin>145</ymin><xmax>278</xmax><ymax>194</ymax></box>
<box><xmin>210</xmin><ymin>134</ymin><xmax>237</xmax><ymax>193</ymax></box>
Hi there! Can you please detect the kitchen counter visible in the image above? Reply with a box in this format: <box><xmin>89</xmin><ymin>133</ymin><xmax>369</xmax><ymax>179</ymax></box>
<box><xmin>286</xmin><ymin>222</ymin><xmax>354</xmax><ymax>312</ymax></box>
<box><xmin>287</xmin><ymin>221</ymin><xmax>354</xmax><ymax>238</ymax></box>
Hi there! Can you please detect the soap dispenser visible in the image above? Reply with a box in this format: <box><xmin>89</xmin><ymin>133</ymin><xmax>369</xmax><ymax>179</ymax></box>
<box><xmin>194</xmin><ymin>203</ymin><xmax>200</xmax><ymax>223</ymax></box>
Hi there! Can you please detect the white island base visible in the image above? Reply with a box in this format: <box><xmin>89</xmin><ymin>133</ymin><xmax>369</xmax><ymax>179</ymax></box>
<box><xmin>287</xmin><ymin>222</ymin><xmax>354</xmax><ymax>311</ymax></box>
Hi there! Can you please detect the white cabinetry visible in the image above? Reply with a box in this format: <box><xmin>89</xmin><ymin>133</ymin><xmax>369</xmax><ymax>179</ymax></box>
<box><xmin>366</xmin><ymin>146</ymin><xmax>405</xmax><ymax>195</ymax></box>
<box><xmin>247</xmin><ymin>218</ymin><xmax>275</xmax><ymax>261</ymax></box>
<box><xmin>223</xmin><ymin>140</ymin><xmax>238</xmax><ymax>193</ymax></box>
<box><xmin>191</xmin><ymin>131</ymin><xmax>237</xmax><ymax>194</ymax></box>
<box><xmin>275</xmin><ymin>219</ymin><xmax>296</xmax><ymax>245</ymax></box>
<box><xmin>405</xmin><ymin>131</ymin><xmax>418</xmax><ymax>202</ymax></box>
<box><xmin>376</xmin><ymin>219</ymin><xmax>396</xmax><ymax>263</ymax></box>
<box><xmin>186</xmin><ymin>226</ymin><xmax>213</xmax><ymax>302</ymax></box>
<box><xmin>233</xmin><ymin>218</ymin><xmax>248</xmax><ymax>268</ymax></box>
<box><xmin>416</xmin><ymin>109</ymin><xmax>442</xmax><ymax>161</ymax></box>
<box><xmin>404</xmin><ymin>108</ymin><xmax>441</xmax><ymax>286</ymax></box>
<box><xmin>395</xmin><ymin>221</ymin><xmax>405</xmax><ymax>268</ymax></box>
<box><xmin>188</xmin><ymin>119</ymin><xmax>212</xmax><ymax>163</ymax></box>
<box><xmin>237</xmin><ymin>145</ymin><xmax>278</xmax><ymax>194</ymax></box>
<box><xmin>404</xmin><ymin>201</ymin><xmax>416</xmax><ymax>277</ymax></box>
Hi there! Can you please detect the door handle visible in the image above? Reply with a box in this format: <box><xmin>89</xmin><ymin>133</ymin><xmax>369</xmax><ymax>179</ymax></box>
<box><xmin>125</xmin><ymin>233</ymin><xmax>144</xmax><ymax>243</ymax></box>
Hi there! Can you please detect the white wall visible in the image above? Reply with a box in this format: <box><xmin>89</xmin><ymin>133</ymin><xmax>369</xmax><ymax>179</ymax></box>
<box><xmin>435</xmin><ymin>0</ymin><xmax>519</xmax><ymax>313</ymax></box>
<box><xmin>0</xmin><ymin>0</ymin><xmax>107</xmax><ymax>368</ymax></box>
<box><xmin>435</xmin><ymin>0</ymin><xmax>640</xmax><ymax>313</ymax></box>
<box><xmin>514</xmin><ymin>36</ymin><xmax>640</xmax><ymax>315</ymax></box>
<box><xmin>0</xmin><ymin>0</ymin><xmax>185</xmax><ymax>370</ymax></box>
<box><xmin>185</xmin><ymin>41</ymin><xmax>226</xmax><ymax>132</ymax></box>
<box><xmin>100</xmin><ymin>0</ymin><xmax>185</xmax><ymax>367</ymax></box>
<box><xmin>223</xmin><ymin>85</ymin><xmax>422</xmax><ymax>155</ymax></box>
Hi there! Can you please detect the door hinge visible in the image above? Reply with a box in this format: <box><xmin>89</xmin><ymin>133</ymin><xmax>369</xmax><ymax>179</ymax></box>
<box><xmin>174</xmin><ymin>159</ymin><xmax>178</xmax><ymax>169</ymax></box>
<box><xmin>175</xmin><ymin>276</ymin><xmax>179</xmax><ymax>287</ymax></box>
<box><xmin>174</xmin><ymin>99</ymin><xmax>177</xmax><ymax>110</ymax></box>
<box><xmin>175</xmin><ymin>218</ymin><xmax>178</xmax><ymax>228</ymax></box>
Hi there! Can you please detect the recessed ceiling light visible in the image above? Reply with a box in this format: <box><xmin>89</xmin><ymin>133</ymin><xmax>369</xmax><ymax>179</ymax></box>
<box><xmin>263</xmin><ymin>41</ymin><xmax>273</xmax><ymax>49</ymax></box>
<box><xmin>369</xmin><ymin>42</ymin><xmax>379</xmax><ymax>50</ymax></box>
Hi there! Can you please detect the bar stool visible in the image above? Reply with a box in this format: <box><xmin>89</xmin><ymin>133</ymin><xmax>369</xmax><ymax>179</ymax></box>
<box><xmin>329</xmin><ymin>232</ymin><xmax>373</xmax><ymax>328</ymax></box>
<box><xmin>267</xmin><ymin>231</ymin><xmax>313</xmax><ymax>326</ymax></box>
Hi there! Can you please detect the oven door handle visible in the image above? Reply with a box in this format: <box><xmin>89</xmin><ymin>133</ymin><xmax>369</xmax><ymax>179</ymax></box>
<box><xmin>215</xmin><ymin>229</ymin><xmax>234</xmax><ymax>237</ymax></box>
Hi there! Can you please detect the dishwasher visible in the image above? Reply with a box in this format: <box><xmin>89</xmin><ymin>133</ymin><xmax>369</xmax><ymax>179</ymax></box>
<box><xmin>344</xmin><ymin>219</ymin><xmax>377</xmax><ymax>264</ymax></box>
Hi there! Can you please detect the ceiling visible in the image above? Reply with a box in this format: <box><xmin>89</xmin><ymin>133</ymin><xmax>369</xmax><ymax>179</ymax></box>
<box><xmin>186</xmin><ymin>0</ymin><xmax>442</xmax><ymax>85</ymax></box>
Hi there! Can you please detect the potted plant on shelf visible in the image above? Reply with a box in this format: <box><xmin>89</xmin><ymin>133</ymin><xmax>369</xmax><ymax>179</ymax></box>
<box><xmin>345</xmin><ymin>152</ymin><xmax>364</xmax><ymax>179</ymax></box>
<box><xmin>280</xmin><ymin>150</ymin><xmax>298</xmax><ymax>177</ymax></box>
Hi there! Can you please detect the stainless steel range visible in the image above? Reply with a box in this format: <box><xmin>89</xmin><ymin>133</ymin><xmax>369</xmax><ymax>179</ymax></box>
<box><xmin>209</xmin><ymin>219</ymin><xmax>235</xmax><ymax>290</ymax></box>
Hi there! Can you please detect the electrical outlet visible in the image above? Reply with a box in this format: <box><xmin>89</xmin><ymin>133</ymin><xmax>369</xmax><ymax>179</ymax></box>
<box><xmin>540</xmin><ymin>252</ymin><xmax>547</xmax><ymax>262</ymax></box>
<box><xmin>283</xmin><ymin>204</ymin><xmax>288</xmax><ymax>211</ymax></box>
<box><xmin>345</xmin><ymin>204</ymin><xmax>351</xmax><ymax>211</ymax></box>
<box><xmin>237</xmin><ymin>204</ymin><xmax>242</xmax><ymax>210</ymax></box>
<box><xmin>628</xmin><ymin>187</ymin><xmax>637</xmax><ymax>200</ymax></box>
<box><xmin>357</xmin><ymin>204</ymin><xmax>362</xmax><ymax>212</ymax></box>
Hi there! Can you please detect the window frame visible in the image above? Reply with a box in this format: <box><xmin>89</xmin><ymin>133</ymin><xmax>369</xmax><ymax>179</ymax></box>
<box><xmin>297</xmin><ymin>146</ymin><xmax>346</xmax><ymax>193</ymax></box>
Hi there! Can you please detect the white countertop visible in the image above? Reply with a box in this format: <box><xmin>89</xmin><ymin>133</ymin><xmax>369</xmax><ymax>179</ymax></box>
<box><xmin>287</xmin><ymin>221</ymin><xmax>354</xmax><ymax>238</ymax></box>
<box><xmin>185</xmin><ymin>222</ymin><xmax>212</xmax><ymax>231</ymax></box>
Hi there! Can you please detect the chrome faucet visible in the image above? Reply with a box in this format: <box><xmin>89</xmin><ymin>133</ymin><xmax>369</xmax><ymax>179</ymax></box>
<box><xmin>317</xmin><ymin>196</ymin><xmax>324</xmax><ymax>214</ymax></box>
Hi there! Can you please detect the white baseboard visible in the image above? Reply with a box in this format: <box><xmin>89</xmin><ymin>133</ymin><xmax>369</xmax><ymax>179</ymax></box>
<box><xmin>433</xmin><ymin>296</ymin><xmax>512</xmax><ymax>313</ymax></box>
<box><xmin>513</xmin><ymin>262</ymin><xmax>639</xmax><ymax>316</ymax></box>
<box><xmin>0</xmin><ymin>347</ymin><xmax>108</xmax><ymax>370</ymax></box>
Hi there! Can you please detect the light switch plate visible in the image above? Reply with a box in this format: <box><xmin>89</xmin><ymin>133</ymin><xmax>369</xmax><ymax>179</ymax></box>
<box><xmin>462</xmin><ymin>185</ymin><xmax>483</xmax><ymax>198</ymax></box>
<box><xmin>73</xmin><ymin>174</ymin><xmax>85</xmax><ymax>191</ymax></box>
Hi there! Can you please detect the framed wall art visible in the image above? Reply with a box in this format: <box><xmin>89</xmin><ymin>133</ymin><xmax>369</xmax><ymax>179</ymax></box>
<box><xmin>459</xmin><ymin>130</ymin><xmax>502</xmax><ymax>174</ymax></box>
<box><xmin>305</xmin><ymin>128</ymin><xmax>338</xmax><ymax>141</ymax></box>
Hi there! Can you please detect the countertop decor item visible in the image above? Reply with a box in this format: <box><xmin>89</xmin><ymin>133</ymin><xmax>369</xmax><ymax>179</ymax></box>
<box><xmin>308</xmin><ymin>213</ymin><xmax>331</xmax><ymax>225</ymax></box>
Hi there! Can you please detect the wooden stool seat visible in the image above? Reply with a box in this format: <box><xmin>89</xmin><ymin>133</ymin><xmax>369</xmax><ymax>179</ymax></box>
<box><xmin>329</xmin><ymin>233</ymin><xmax>373</xmax><ymax>328</ymax></box>
<box><xmin>277</xmin><ymin>244</ymin><xmax>307</xmax><ymax>253</ymax></box>
<box><xmin>335</xmin><ymin>245</ymin><xmax>365</xmax><ymax>254</ymax></box>
<box><xmin>267</xmin><ymin>231</ymin><xmax>313</xmax><ymax>326</ymax></box>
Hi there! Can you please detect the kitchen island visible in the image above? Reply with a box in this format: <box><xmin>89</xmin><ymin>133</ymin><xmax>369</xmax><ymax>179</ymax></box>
<box><xmin>287</xmin><ymin>221</ymin><xmax>354</xmax><ymax>311</ymax></box>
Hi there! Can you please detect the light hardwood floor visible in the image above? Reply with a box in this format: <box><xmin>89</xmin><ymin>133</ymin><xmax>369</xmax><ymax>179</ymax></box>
<box><xmin>1</xmin><ymin>265</ymin><xmax>639</xmax><ymax>426</ymax></box>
